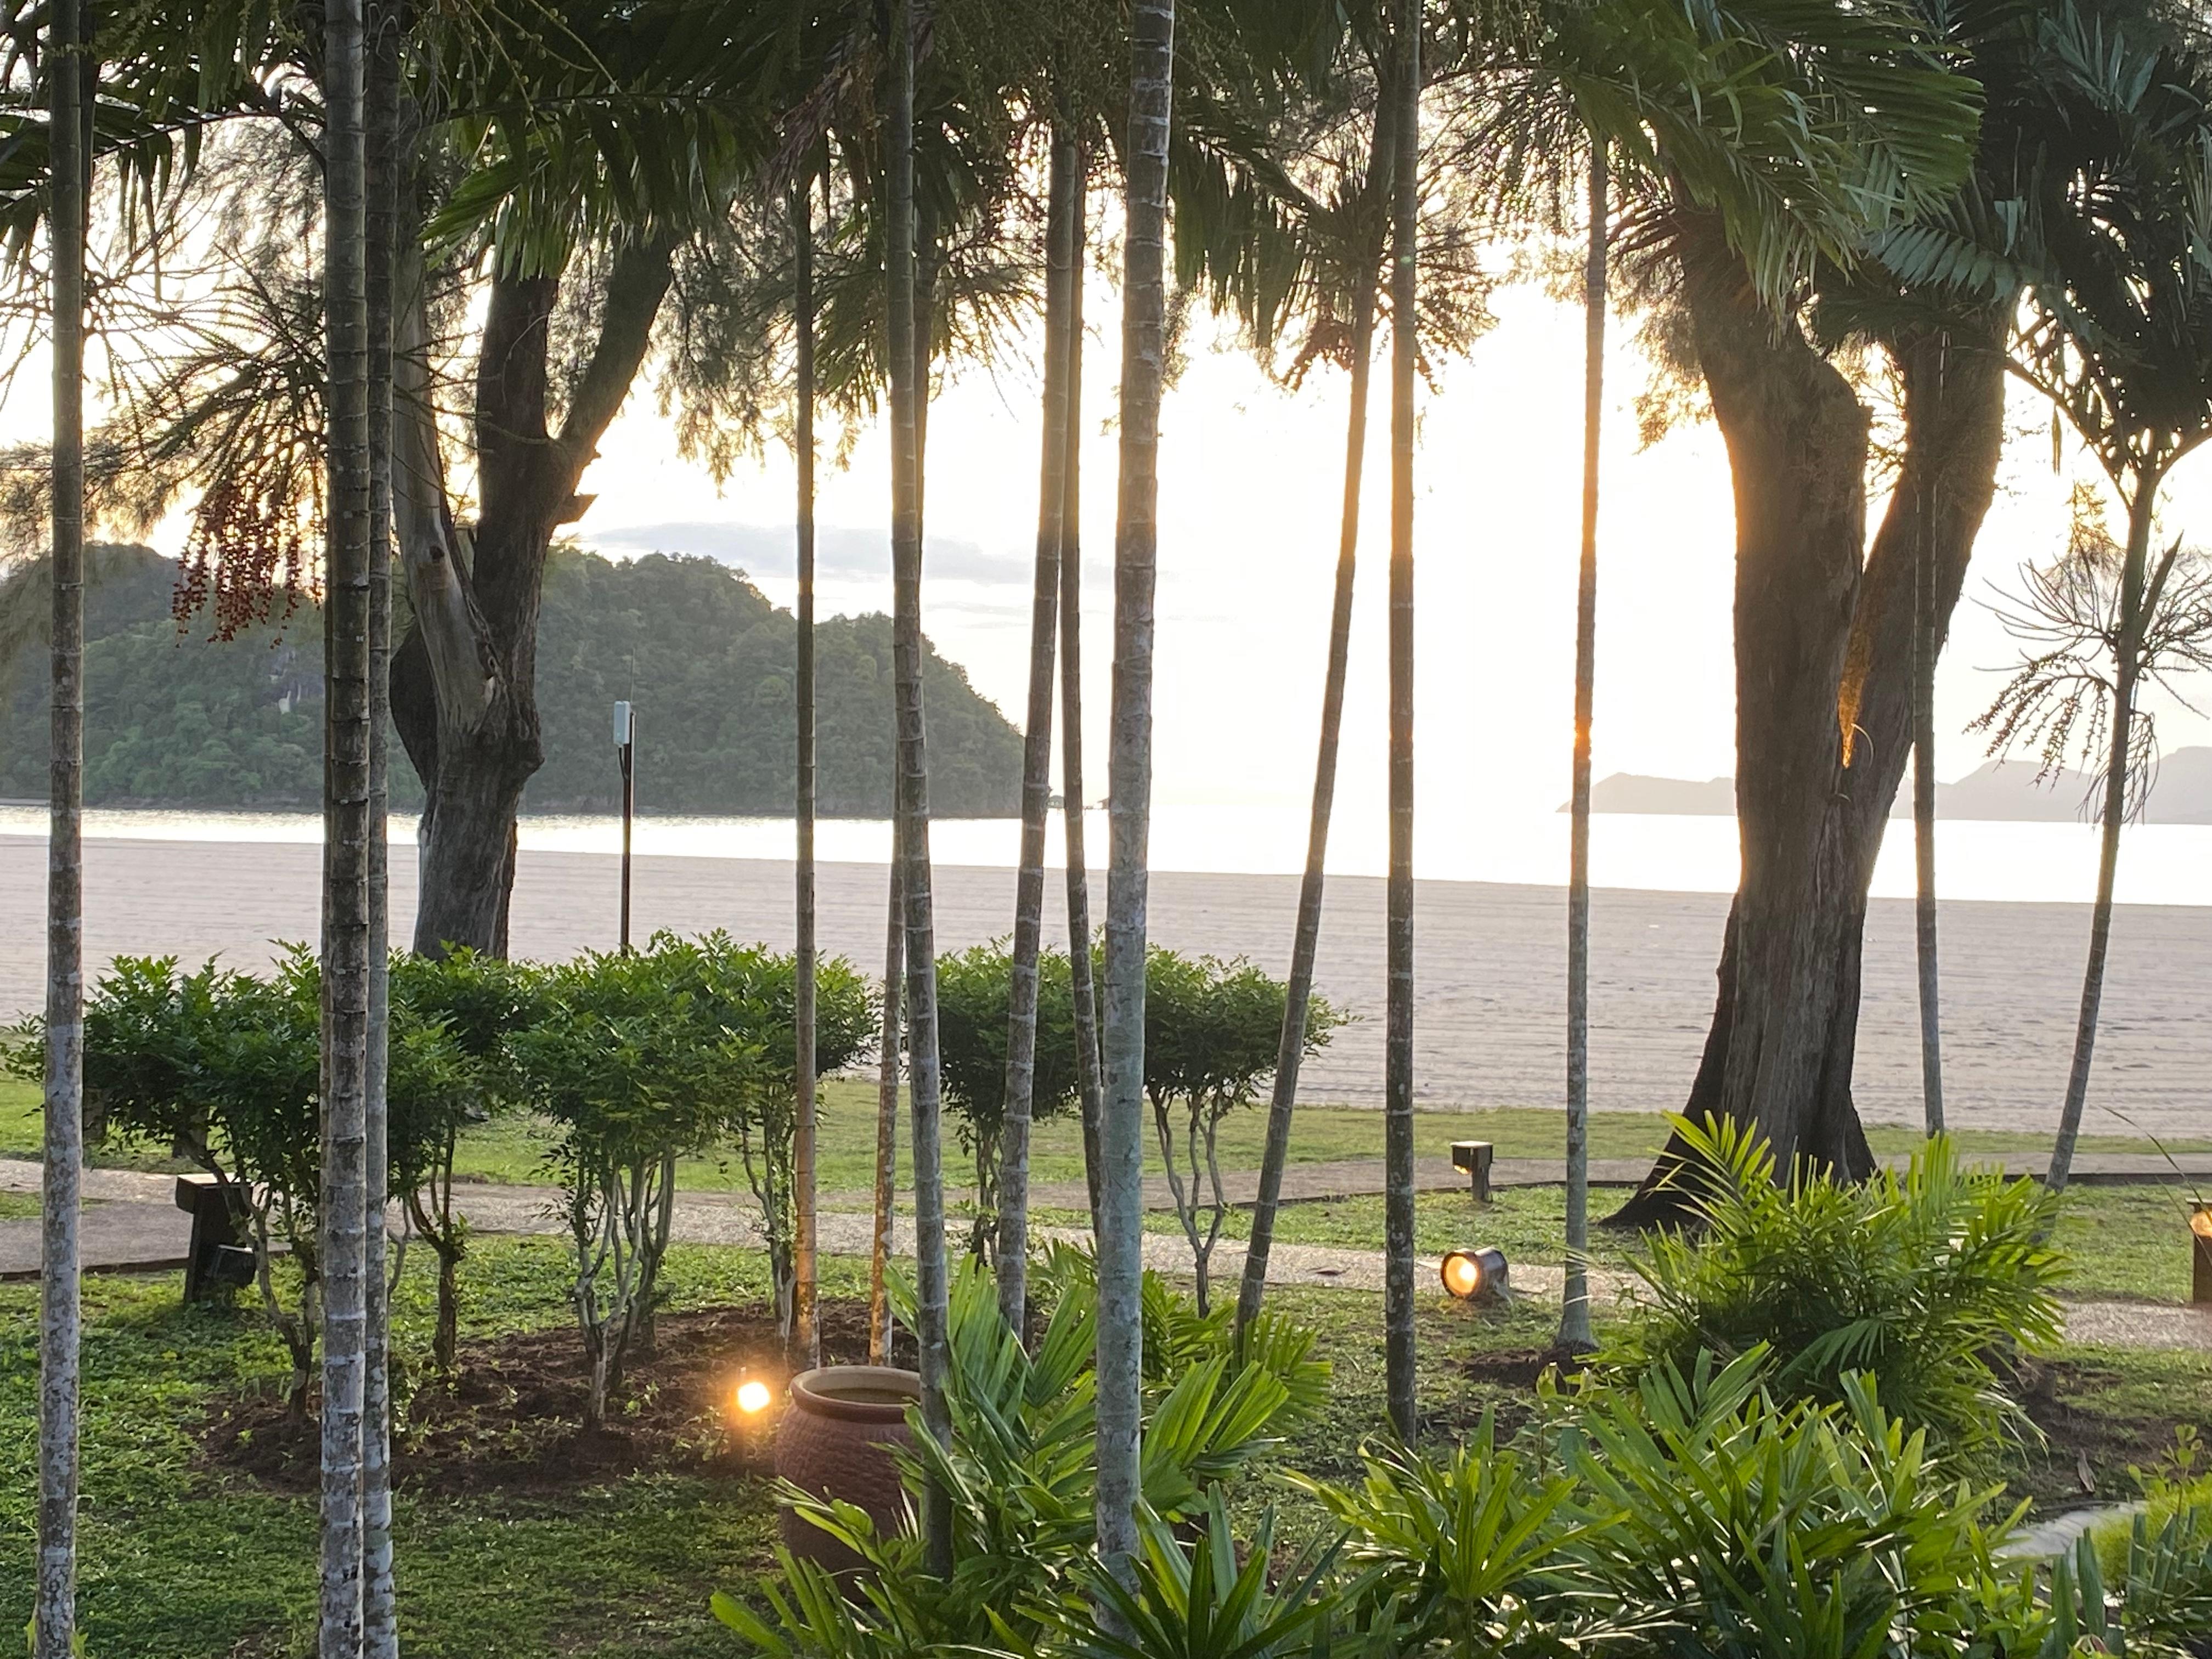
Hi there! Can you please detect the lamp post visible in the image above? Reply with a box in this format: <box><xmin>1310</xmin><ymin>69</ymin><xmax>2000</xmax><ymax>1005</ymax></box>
<box><xmin>613</xmin><ymin>701</ymin><xmax>635</xmax><ymax>952</ymax></box>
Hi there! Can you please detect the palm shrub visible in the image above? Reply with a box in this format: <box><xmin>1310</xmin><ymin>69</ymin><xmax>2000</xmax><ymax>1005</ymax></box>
<box><xmin>1077</xmin><ymin>1497</ymin><xmax>1344</xmax><ymax>1659</ymax></box>
<box><xmin>657</xmin><ymin>932</ymin><xmax>876</xmax><ymax>1341</ymax></box>
<box><xmin>716</xmin><ymin>1249</ymin><xmax>1330</xmax><ymax>1658</ymax></box>
<box><xmin>1605</xmin><ymin>1115</ymin><xmax>2067</xmax><ymax>1458</ymax></box>
<box><xmin>1562</xmin><ymin>1351</ymin><xmax>2021</xmax><ymax>1656</ymax></box>
<box><xmin>1295</xmin><ymin>1419</ymin><xmax>1620</xmax><ymax>1656</ymax></box>
<box><xmin>510</xmin><ymin>942</ymin><xmax>744</xmax><ymax>1428</ymax></box>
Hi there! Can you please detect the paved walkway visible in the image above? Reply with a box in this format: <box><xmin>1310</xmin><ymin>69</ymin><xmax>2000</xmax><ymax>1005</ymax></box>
<box><xmin>5</xmin><ymin>1157</ymin><xmax>2208</xmax><ymax>1352</ymax></box>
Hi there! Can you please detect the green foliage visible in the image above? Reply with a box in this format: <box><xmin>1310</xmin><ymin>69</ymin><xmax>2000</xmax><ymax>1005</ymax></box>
<box><xmin>0</xmin><ymin>544</ymin><xmax>1023</xmax><ymax>815</ymax></box>
<box><xmin>935</xmin><ymin>942</ymin><xmax>1083</xmax><ymax>1248</ymax></box>
<box><xmin>725</xmin><ymin>1250</ymin><xmax>1333</xmax><ymax>1659</ymax></box>
<box><xmin>651</xmin><ymin>931</ymin><xmax>876</xmax><ymax>1331</ymax></box>
<box><xmin>1141</xmin><ymin>949</ymin><xmax>1340</xmax><ymax>1310</ymax></box>
<box><xmin>1562</xmin><ymin>1351</ymin><xmax>2021</xmax><ymax>1657</ymax></box>
<box><xmin>1604</xmin><ymin>1116</ymin><xmax>2069</xmax><ymax>1457</ymax></box>
<box><xmin>1079</xmin><ymin>1497</ymin><xmax>1341</xmax><ymax>1659</ymax></box>
<box><xmin>1297</xmin><ymin>1420</ymin><xmax>1611</xmax><ymax>1656</ymax></box>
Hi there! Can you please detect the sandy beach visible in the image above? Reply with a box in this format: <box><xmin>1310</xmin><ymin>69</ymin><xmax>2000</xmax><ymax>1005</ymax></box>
<box><xmin>3</xmin><ymin>832</ymin><xmax>2207</xmax><ymax>1138</ymax></box>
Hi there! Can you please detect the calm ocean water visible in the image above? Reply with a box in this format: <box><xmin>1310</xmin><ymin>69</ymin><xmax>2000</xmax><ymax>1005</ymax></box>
<box><xmin>3</xmin><ymin>802</ymin><xmax>2208</xmax><ymax>907</ymax></box>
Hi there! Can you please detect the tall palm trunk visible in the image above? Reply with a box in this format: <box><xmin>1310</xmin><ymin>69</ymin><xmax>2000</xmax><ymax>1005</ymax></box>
<box><xmin>2050</xmin><ymin>486</ymin><xmax>2157</xmax><ymax>1190</ymax></box>
<box><xmin>1913</xmin><ymin>336</ymin><xmax>1947</xmax><ymax>1137</ymax></box>
<box><xmin>885</xmin><ymin>0</ymin><xmax>952</xmax><ymax>1576</ymax></box>
<box><xmin>1559</xmin><ymin>138</ymin><xmax>1605</xmax><ymax>1357</ymax></box>
<box><xmin>36</xmin><ymin>6</ymin><xmax>88</xmax><ymax>1655</ymax></box>
<box><xmin>320</xmin><ymin>0</ymin><xmax>373</xmax><ymax>1649</ymax></box>
<box><xmin>1381</xmin><ymin>0</ymin><xmax>1420</xmax><ymax>1444</ymax></box>
<box><xmin>1234</xmin><ymin>94</ymin><xmax>1393</xmax><ymax>1346</ymax></box>
<box><xmin>792</xmin><ymin>179</ymin><xmax>821</xmax><ymax>1368</ymax></box>
<box><xmin>360</xmin><ymin>12</ymin><xmax>399</xmax><ymax>1651</ymax></box>
<box><xmin>1100</xmin><ymin>0</ymin><xmax>1175</xmax><ymax>1587</ymax></box>
<box><xmin>1059</xmin><ymin>177</ymin><xmax>1104</xmax><ymax>1240</ymax></box>
<box><xmin>869</xmin><ymin>854</ymin><xmax>901</xmax><ymax>1365</ymax></box>
<box><xmin>997</xmin><ymin>127</ymin><xmax>1081</xmax><ymax>1333</ymax></box>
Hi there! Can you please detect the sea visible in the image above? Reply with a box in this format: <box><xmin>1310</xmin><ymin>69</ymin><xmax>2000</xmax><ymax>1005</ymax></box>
<box><xmin>4</xmin><ymin>802</ymin><xmax>2208</xmax><ymax>909</ymax></box>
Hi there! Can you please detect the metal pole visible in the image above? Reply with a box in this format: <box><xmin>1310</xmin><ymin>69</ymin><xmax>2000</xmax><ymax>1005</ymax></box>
<box><xmin>614</xmin><ymin>701</ymin><xmax>635</xmax><ymax>951</ymax></box>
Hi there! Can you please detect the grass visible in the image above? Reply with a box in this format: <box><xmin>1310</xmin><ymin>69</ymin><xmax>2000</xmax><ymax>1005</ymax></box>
<box><xmin>1025</xmin><ymin>1181</ymin><xmax>2211</xmax><ymax>1305</ymax></box>
<box><xmin>6</xmin><ymin>1064</ymin><xmax>2202</xmax><ymax>1191</ymax></box>
<box><xmin>5</xmin><ymin>1227</ymin><xmax>2209</xmax><ymax>1655</ymax></box>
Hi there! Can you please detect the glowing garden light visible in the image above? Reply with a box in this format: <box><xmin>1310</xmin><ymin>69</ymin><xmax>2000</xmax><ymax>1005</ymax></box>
<box><xmin>736</xmin><ymin>1376</ymin><xmax>774</xmax><ymax>1416</ymax></box>
<box><xmin>1440</xmin><ymin>1247</ymin><xmax>1510</xmax><ymax>1301</ymax></box>
<box><xmin>2191</xmin><ymin>1203</ymin><xmax>2210</xmax><ymax>1306</ymax></box>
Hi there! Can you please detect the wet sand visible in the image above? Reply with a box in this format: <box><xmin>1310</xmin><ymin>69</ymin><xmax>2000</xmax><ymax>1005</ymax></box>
<box><xmin>3</xmin><ymin>833</ymin><xmax>2207</xmax><ymax>1137</ymax></box>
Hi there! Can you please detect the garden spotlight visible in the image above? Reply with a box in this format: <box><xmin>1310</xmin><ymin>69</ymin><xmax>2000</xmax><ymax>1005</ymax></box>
<box><xmin>1440</xmin><ymin>1248</ymin><xmax>1510</xmax><ymax>1302</ymax></box>
<box><xmin>735</xmin><ymin>1376</ymin><xmax>774</xmax><ymax>1416</ymax></box>
<box><xmin>2192</xmin><ymin>1203</ymin><xmax>2211</xmax><ymax>1305</ymax></box>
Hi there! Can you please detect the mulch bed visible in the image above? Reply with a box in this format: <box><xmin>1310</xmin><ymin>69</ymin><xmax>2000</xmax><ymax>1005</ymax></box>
<box><xmin>202</xmin><ymin>1296</ymin><xmax>913</xmax><ymax>1496</ymax></box>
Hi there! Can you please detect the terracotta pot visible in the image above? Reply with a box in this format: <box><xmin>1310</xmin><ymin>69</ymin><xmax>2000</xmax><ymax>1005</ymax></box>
<box><xmin>774</xmin><ymin>1365</ymin><xmax>919</xmax><ymax>1573</ymax></box>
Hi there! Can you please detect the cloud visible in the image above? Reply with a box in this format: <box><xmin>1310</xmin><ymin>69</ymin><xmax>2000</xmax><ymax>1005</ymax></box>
<box><xmin>584</xmin><ymin>520</ymin><xmax>1032</xmax><ymax>586</ymax></box>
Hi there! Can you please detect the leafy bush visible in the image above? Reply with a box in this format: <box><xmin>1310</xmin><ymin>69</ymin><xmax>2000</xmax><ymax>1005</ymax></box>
<box><xmin>1141</xmin><ymin>949</ymin><xmax>1338</xmax><ymax>1311</ymax></box>
<box><xmin>1604</xmin><ymin>1115</ymin><xmax>2067</xmax><ymax>1458</ymax></box>
<box><xmin>11</xmin><ymin>952</ymin><xmax>330</xmax><ymax>1412</ymax></box>
<box><xmin>654</xmin><ymin>932</ymin><xmax>876</xmax><ymax>1339</ymax></box>
<box><xmin>936</xmin><ymin>942</ymin><xmax>1083</xmax><ymax>1252</ymax></box>
<box><xmin>387</xmin><ymin>947</ymin><xmax>546</xmax><ymax>1376</ymax></box>
<box><xmin>510</xmin><ymin>944</ymin><xmax>741</xmax><ymax>1427</ymax></box>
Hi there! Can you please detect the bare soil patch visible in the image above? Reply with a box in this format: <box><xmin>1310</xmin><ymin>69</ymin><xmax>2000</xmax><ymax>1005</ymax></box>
<box><xmin>201</xmin><ymin>1295</ymin><xmax>912</xmax><ymax>1495</ymax></box>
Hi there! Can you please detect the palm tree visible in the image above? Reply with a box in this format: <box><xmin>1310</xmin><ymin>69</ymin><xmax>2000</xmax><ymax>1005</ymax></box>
<box><xmin>869</xmin><ymin>855</ymin><xmax>901</xmax><ymax>1365</ymax></box>
<box><xmin>360</xmin><ymin>10</ymin><xmax>399</xmax><ymax>1651</ymax></box>
<box><xmin>1100</xmin><ymin>0</ymin><xmax>1176</xmax><ymax>1581</ymax></box>
<box><xmin>792</xmin><ymin>172</ymin><xmax>821</xmax><ymax>1369</ymax></box>
<box><xmin>1058</xmin><ymin>167</ymin><xmax>1104</xmax><ymax>1241</ymax></box>
<box><xmin>1913</xmin><ymin>332</ymin><xmax>1946</xmax><ymax>1139</ymax></box>
<box><xmin>1233</xmin><ymin>52</ymin><xmax>1396</xmax><ymax>1348</ymax></box>
<box><xmin>996</xmin><ymin>124</ymin><xmax>1081</xmax><ymax>1332</ymax></box>
<box><xmin>1380</xmin><ymin>0</ymin><xmax>1419</xmax><ymax>1443</ymax></box>
<box><xmin>884</xmin><ymin>0</ymin><xmax>953</xmax><ymax>1577</ymax></box>
<box><xmin>1559</xmin><ymin>134</ymin><xmax>1604</xmax><ymax>1358</ymax></box>
<box><xmin>319</xmin><ymin>0</ymin><xmax>372</xmax><ymax>1648</ymax></box>
<box><xmin>36</xmin><ymin>4</ymin><xmax>88</xmax><ymax>1655</ymax></box>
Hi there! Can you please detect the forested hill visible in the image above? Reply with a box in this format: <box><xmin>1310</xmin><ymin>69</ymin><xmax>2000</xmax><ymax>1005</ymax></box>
<box><xmin>0</xmin><ymin>544</ymin><xmax>1023</xmax><ymax>816</ymax></box>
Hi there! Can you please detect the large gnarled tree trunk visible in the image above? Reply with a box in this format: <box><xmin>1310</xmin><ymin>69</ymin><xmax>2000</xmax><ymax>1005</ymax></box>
<box><xmin>390</xmin><ymin>239</ymin><xmax>675</xmax><ymax>958</ymax></box>
<box><xmin>1612</xmin><ymin>228</ymin><xmax>2007</xmax><ymax>1227</ymax></box>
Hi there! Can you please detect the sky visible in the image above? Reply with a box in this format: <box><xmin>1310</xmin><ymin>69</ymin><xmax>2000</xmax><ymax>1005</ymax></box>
<box><xmin>15</xmin><ymin>257</ymin><xmax>2212</xmax><ymax>833</ymax></box>
<box><xmin>573</xmin><ymin>272</ymin><xmax>2212</xmax><ymax>826</ymax></box>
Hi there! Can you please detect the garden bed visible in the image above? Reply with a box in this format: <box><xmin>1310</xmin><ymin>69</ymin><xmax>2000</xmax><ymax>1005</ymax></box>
<box><xmin>202</xmin><ymin>1294</ymin><xmax>913</xmax><ymax>1497</ymax></box>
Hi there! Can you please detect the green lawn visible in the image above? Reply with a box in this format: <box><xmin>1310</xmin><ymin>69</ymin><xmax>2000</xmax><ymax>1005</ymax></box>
<box><xmin>5</xmin><ymin>1229</ymin><xmax>2209</xmax><ymax>1655</ymax></box>
<box><xmin>1029</xmin><ymin>1181</ymin><xmax>2208</xmax><ymax>1305</ymax></box>
<box><xmin>6</xmin><ymin>1064</ymin><xmax>2200</xmax><ymax>1190</ymax></box>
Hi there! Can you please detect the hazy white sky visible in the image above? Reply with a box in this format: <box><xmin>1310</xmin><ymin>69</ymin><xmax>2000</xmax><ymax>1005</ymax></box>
<box><xmin>576</xmin><ymin>273</ymin><xmax>2212</xmax><ymax>822</ymax></box>
<box><xmin>17</xmin><ymin>259</ymin><xmax>2212</xmax><ymax>829</ymax></box>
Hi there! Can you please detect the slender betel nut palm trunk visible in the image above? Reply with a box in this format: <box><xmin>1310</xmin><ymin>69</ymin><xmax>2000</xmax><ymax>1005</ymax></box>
<box><xmin>360</xmin><ymin>12</ymin><xmax>399</xmax><ymax>1649</ymax></box>
<box><xmin>1234</xmin><ymin>92</ymin><xmax>1393</xmax><ymax>1346</ymax></box>
<box><xmin>885</xmin><ymin>0</ymin><xmax>953</xmax><ymax>1576</ymax></box>
<box><xmin>37</xmin><ymin>5</ymin><xmax>88</xmax><ymax>1654</ymax></box>
<box><xmin>1559</xmin><ymin>137</ymin><xmax>1605</xmax><ymax>1358</ymax></box>
<box><xmin>1058</xmin><ymin>173</ymin><xmax>1105</xmax><ymax>1241</ymax></box>
<box><xmin>1912</xmin><ymin>335</ymin><xmax>1947</xmax><ymax>1137</ymax></box>
<box><xmin>1381</xmin><ymin>0</ymin><xmax>1420</xmax><ymax>1444</ymax></box>
<box><xmin>320</xmin><ymin>0</ymin><xmax>373</xmax><ymax>1647</ymax></box>
<box><xmin>1099</xmin><ymin>0</ymin><xmax>1175</xmax><ymax>1587</ymax></box>
<box><xmin>870</xmin><ymin>853</ymin><xmax>902</xmax><ymax>1365</ymax></box>
<box><xmin>2049</xmin><ymin>486</ymin><xmax>2157</xmax><ymax>1190</ymax></box>
<box><xmin>792</xmin><ymin>178</ymin><xmax>821</xmax><ymax>1367</ymax></box>
<box><xmin>997</xmin><ymin>126</ymin><xmax>1081</xmax><ymax>1333</ymax></box>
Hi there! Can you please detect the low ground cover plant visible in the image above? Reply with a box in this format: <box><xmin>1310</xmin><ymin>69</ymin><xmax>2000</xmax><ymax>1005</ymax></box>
<box><xmin>1604</xmin><ymin>1115</ymin><xmax>2069</xmax><ymax>1460</ymax></box>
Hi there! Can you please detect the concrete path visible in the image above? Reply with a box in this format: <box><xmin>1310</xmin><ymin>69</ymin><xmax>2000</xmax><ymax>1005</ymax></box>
<box><xmin>5</xmin><ymin>1156</ymin><xmax>2207</xmax><ymax>1353</ymax></box>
